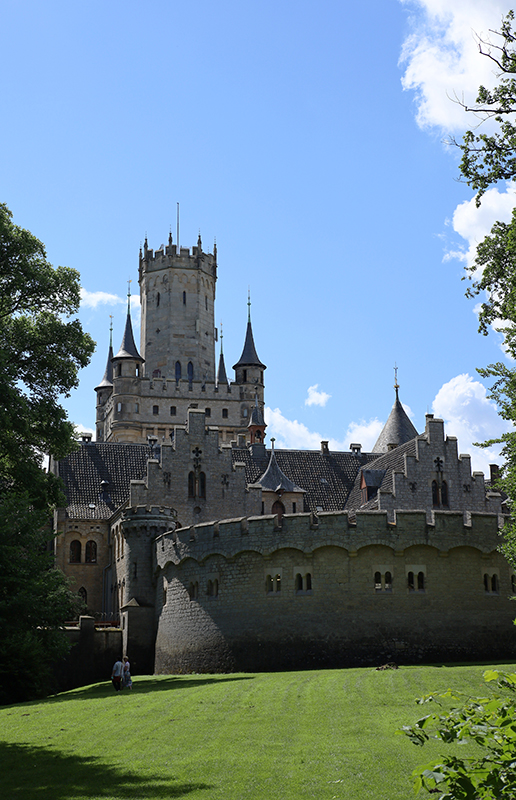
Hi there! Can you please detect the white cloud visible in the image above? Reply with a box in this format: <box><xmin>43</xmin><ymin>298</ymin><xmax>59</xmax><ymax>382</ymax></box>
<box><xmin>400</xmin><ymin>0</ymin><xmax>508</xmax><ymax>131</ymax></box>
<box><xmin>264</xmin><ymin>407</ymin><xmax>383</xmax><ymax>452</ymax></box>
<box><xmin>305</xmin><ymin>384</ymin><xmax>331</xmax><ymax>407</ymax></box>
<box><xmin>432</xmin><ymin>373</ymin><xmax>508</xmax><ymax>473</ymax></box>
<box><xmin>80</xmin><ymin>288</ymin><xmax>124</xmax><ymax>309</ymax></box>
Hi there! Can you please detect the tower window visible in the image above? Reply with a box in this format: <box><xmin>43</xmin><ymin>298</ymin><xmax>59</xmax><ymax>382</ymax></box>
<box><xmin>85</xmin><ymin>540</ymin><xmax>97</xmax><ymax>563</ymax></box>
<box><xmin>243</xmin><ymin>369</ymin><xmax>247</xmax><ymax>382</ymax></box>
<box><xmin>222</xmin><ymin>408</ymin><xmax>228</xmax><ymax>418</ymax></box>
<box><xmin>152</xmin><ymin>369</ymin><xmax>161</xmax><ymax>379</ymax></box>
<box><xmin>187</xmin><ymin>362</ymin><xmax>194</xmax><ymax>387</ymax></box>
<box><xmin>134</xmin><ymin>403</ymin><xmax>139</xmax><ymax>413</ymax></box>
<box><xmin>78</xmin><ymin>586</ymin><xmax>87</xmax><ymax>606</ymax></box>
<box><xmin>70</xmin><ymin>540</ymin><xmax>81</xmax><ymax>563</ymax></box>
<box><xmin>153</xmin><ymin>405</ymin><xmax>159</xmax><ymax>415</ymax></box>
<box><xmin>157</xmin><ymin>292</ymin><xmax>160</xmax><ymax>307</ymax></box>
<box><xmin>199</xmin><ymin>472</ymin><xmax>206</xmax><ymax>498</ymax></box>
<box><xmin>170</xmin><ymin>406</ymin><xmax>176</xmax><ymax>416</ymax></box>
<box><xmin>205</xmin><ymin>295</ymin><xmax>208</xmax><ymax>310</ymax></box>
<box><xmin>183</xmin><ymin>291</ymin><xmax>186</xmax><ymax>305</ymax></box>
<box><xmin>188</xmin><ymin>472</ymin><xmax>195</xmax><ymax>498</ymax></box>
<box><xmin>175</xmin><ymin>361</ymin><xmax>181</xmax><ymax>384</ymax></box>
<box><xmin>117</xmin><ymin>403</ymin><xmax>122</xmax><ymax>413</ymax></box>
<box><xmin>205</xmin><ymin>408</ymin><xmax>211</xmax><ymax>417</ymax></box>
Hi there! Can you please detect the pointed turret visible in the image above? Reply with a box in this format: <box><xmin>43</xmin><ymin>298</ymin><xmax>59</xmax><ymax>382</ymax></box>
<box><xmin>95</xmin><ymin>318</ymin><xmax>114</xmax><ymax>391</ymax></box>
<box><xmin>216</xmin><ymin>323</ymin><xmax>229</xmax><ymax>387</ymax></box>
<box><xmin>113</xmin><ymin>284</ymin><xmax>143</xmax><ymax>363</ymax></box>
<box><xmin>233</xmin><ymin>292</ymin><xmax>266</xmax><ymax>372</ymax></box>
<box><xmin>372</xmin><ymin>375</ymin><xmax>418</xmax><ymax>454</ymax></box>
<box><xmin>248</xmin><ymin>393</ymin><xmax>266</xmax><ymax>444</ymax></box>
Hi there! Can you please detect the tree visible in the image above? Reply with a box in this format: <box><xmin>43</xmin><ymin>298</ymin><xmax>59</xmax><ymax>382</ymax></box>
<box><xmin>400</xmin><ymin>670</ymin><xmax>516</xmax><ymax>799</ymax></box>
<box><xmin>0</xmin><ymin>203</ymin><xmax>94</xmax><ymax>703</ymax></box>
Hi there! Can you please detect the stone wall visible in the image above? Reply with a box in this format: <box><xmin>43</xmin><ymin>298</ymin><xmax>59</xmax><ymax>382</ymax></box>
<box><xmin>153</xmin><ymin>510</ymin><xmax>516</xmax><ymax>672</ymax></box>
<box><xmin>56</xmin><ymin>616</ymin><xmax>122</xmax><ymax>691</ymax></box>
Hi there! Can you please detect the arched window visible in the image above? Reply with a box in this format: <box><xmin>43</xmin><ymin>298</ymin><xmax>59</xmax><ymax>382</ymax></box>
<box><xmin>199</xmin><ymin>472</ymin><xmax>206</xmax><ymax>498</ymax></box>
<box><xmin>295</xmin><ymin>573</ymin><xmax>303</xmax><ymax>592</ymax></box>
<box><xmin>187</xmin><ymin>362</ymin><xmax>194</xmax><ymax>386</ymax></box>
<box><xmin>175</xmin><ymin>361</ymin><xmax>182</xmax><ymax>384</ymax></box>
<box><xmin>441</xmin><ymin>481</ymin><xmax>449</xmax><ymax>507</ymax></box>
<box><xmin>85</xmin><ymin>540</ymin><xmax>97</xmax><ymax>563</ymax></box>
<box><xmin>306</xmin><ymin>573</ymin><xmax>312</xmax><ymax>591</ymax></box>
<box><xmin>432</xmin><ymin>480</ymin><xmax>439</xmax><ymax>507</ymax></box>
<box><xmin>265</xmin><ymin>574</ymin><xmax>273</xmax><ymax>593</ymax></box>
<box><xmin>484</xmin><ymin>573</ymin><xmax>489</xmax><ymax>592</ymax></box>
<box><xmin>384</xmin><ymin>572</ymin><xmax>393</xmax><ymax>591</ymax></box>
<box><xmin>152</xmin><ymin>369</ymin><xmax>161</xmax><ymax>379</ymax></box>
<box><xmin>183</xmin><ymin>291</ymin><xmax>186</xmax><ymax>305</ymax></box>
<box><xmin>188</xmin><ymin>581</ymin><xmax>198</xmax><ymax>601</ymax></box>
<box><xmin>407</xmin><ymin>571</ymin><xmax>414</xmax><ymax>591</ymax></box>
<box><xmin>417</xmin><ymin>571</ymin><xmax>425</xmax><ymax>591</ymax></box>
<box><xmin>188</xmin><ymin>472</ymin><xmax>195</xmax><ymax>498</ymax></box>
<box><xmin>213</xmin><ymin>579</ymin><xmax>218</xmax><ymax>597</ymax></box>
<box><xmin>374</xmin><ymin>571</ymin><xmax>382</xmax><ymax>592</ymax></box>
<box><xmin>491</xmin><ymin>574</ymin><xmax>498</xmax><ymax>593</ymax></box>
<box><xmin>78</xmin><ymin>586</ymin><xmax>87</xmax><ymax>606</ymax></box>
<box><xmin>207</xmin><ymin>579</ymin><xmax>213</xmax><ymax>596</ymax></box>
<box><xmin>156</xmin><ymin>292</ymin><xmax>160</xmax><ymax>307</ymax></box>
<box><xmin>272</xmin><ymin>500</ymin><xmax>285</xmax><ymax>520</ymax></box>
<box><xmin>274</xmin><ymin>574</ymin><xmax>281</xmax><ymax>592</ymax></box>
<box><xmin>70</xmin><ymin>540</ymin><xmax>81</xmax><ymax>563</ymax></box>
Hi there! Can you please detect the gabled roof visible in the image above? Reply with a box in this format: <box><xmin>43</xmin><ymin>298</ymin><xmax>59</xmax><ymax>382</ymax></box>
<box><xmin>113</xmin><ymin>312</ymin><xmax>143</xmax><ymax>361</ymax></box>
<box><xmin>345</xmin><ymin>437</ymin><xmax>419</xmax><ymax>514</ymax></box>
<box><xmin>233</xmin><ymin>320</ymin><xmax>266</xmax><ymax>369</ymax></box>
<box><xmin>372</xmin><ymin>388</ymin><xmax>418</xmax><ymax>453</ymax></box>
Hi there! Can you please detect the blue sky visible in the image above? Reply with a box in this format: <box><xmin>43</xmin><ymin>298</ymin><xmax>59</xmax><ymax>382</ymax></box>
<box><xmin>1</xmin><ymin>0</ymin><xmax>514</xmax><ymax>472</ymax></box>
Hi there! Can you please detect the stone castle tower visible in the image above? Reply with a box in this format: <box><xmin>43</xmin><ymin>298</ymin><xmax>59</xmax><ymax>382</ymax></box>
<box><xmin>94</xmin><ymin>234</ymin><xmax>266</xmax><ymax>445</ymax></box>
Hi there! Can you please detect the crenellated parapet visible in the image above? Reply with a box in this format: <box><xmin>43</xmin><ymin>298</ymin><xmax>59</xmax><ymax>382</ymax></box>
<box><xmin>155</xmin><ymin>508</ymin><xmax>504</xmax><ymax>570</ymax></box>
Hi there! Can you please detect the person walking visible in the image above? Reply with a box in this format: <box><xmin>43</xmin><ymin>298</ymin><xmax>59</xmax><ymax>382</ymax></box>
<box><xmin>111</xmin><ymin>658</ymin><xmax>123</xmax><ymax>691</ymax></box>
<box><xmin>122</xmin><ymin>656</ymin><xmax>132</xmax><ymax>690</ymax></box>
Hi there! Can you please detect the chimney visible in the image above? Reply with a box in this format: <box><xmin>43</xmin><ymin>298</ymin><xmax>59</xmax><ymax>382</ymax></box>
<box><xmin>321</xmin><ymin>441</ymin><xmax>329</xmax><ymax>455</ymax></box>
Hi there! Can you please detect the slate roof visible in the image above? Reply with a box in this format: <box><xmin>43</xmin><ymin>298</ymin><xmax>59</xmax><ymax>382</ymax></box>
<box><xmin>345</xmin><ymin>437</ymin><xmax>420</xmax><ymax>515</ymax></box>
<box><xmin>95</xmin><ymin>343</ymin><xmax>114</xmax><ymax>390</ymax></box>
<box><xmin>114</xmin><ymin>312</ymin><xmax>143</xmax><ymax>361</ymax></box>
<box><xmin>233</xmin><ymin>320</ymin><xmax>266</xmax><ymax>369</ymax></box>
<box><xmin>216</xmin><ymin>351</ymin><xmax>228</xmax><ymax>385</ymax></box>
<box><xmin>231</xmin><ymin>447</ymin><xmax>379</xmax><ymax>512</ymax></box>
<box><xmin>372</xmin><ymin>389</ymin><xmax>418</xmax><ymax>453</ymax></box>
<box><xmin>57</xmin><ymin>442</ymin><xmax>150</xmax><ymax>519</ymax></box>
<box><xmin>251</xmin><ymin>449</ymin><xmax>305</xmax><ymax>493</ymax></box>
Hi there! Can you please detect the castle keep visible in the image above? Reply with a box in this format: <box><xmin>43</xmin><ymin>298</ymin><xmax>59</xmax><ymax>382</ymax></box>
<box><xmin>52</xmin><ymin>231</ymin><xmax>516</xmax><ymax>674</ymax></box>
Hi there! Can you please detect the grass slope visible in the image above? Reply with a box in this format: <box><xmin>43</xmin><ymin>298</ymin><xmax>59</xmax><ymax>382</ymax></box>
<box><xmin>1</xmin><ymin>663</ymin><xmax>513</xmax><ymax>800</ymax></box>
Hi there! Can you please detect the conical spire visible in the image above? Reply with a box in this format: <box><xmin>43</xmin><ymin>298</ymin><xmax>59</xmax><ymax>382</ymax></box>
<box><xmin>113</xmin><ymin>282</ymin><xmax>143</xmax><ymax>362</ymax></box>
<box><xmin>216</xmin><ymin>322</ymin><xmax>228</xmax><ymax>386</ymax></box>
<box><xmin>249</xmin><ymin>393</ymin><xmax>265</xmax><ymax>427</ymax></box>
<box><xmin>95</xmin><ymin>317</ymin><xmax>114</xmax><ymax>390</ymax></box>
<box><xmin>372</xmin><ymin>373</ymin><xmax>418</xmax><ymax>454</ymax></box>
<box><xmin>232</xmin><ymin>292</ymin><xmax>266</xmax><ymax>369</ymax></box>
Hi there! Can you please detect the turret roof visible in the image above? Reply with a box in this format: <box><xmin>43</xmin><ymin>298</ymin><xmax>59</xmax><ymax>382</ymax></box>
<box><xmin>372</xmin><ymin>388</ymin><xmax>418</xmax><ymax>454</ymax></box>
<box><xmin>217</xmin><ymin>351</ymin><xmax>228</xmax><ymax>386</ymax></box>
<box><xmin>248</xmin><ymin>394</ymin><xmax>265</xmax><ymax>427</ymax></box>
<box><xmin>253</xmin><ymin>446</ymin><xmax>304</xmax><ymax>494</ymax></box>
<box><xmin>95</xmin><ymin>343</ymin><xmax>114</xmax><ymax>391</ymax></box>
<box><xmin>113</xmin><ymin>311</ymin><xmax>143</xmax><ymax>362</ymax></box>
<box><xmin>233</xmin><ymin>319</ymin><xmax>266</xmax><ymax>369</ymax></box>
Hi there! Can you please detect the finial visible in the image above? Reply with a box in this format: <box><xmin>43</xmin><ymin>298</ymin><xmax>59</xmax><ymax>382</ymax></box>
<box><xmin>394</xmin><ymin>363</ymin><xmax>399</xmax><ymax>398</ymax></box>
<box><xmin>127</xmin><ymin>280</ymin><xmax>132</xmax><ymax>315</ymax></box>
<box><xmin>220</xmin><ymin>321</ymin><xmax>224</xmax><ymax>353</ymax></box>
<box><xmin>247</xmin><ymin>287</ymin><xmax>251</xmax><ymax>322</ymax></box>
<box><xmin>144</xmin><ymin>233</ymin><xmax>148</xmax><ymax>250</ymax></box>
<box><xmin>169</xmin><ymin>227</ymin><xmax>173</xmax><ymax>246</ymax></box>
<box><xmin>213</xmin><ymin>237</ymin><xmax>217</xmax><ymax>262</ymax></box>
<box><xmin>198</xmin><ymin>231</ymin><xmax>202</xmax><ymax>252</ymax></box>
<box><xmin>109</xmin><ymin>315</ymin><xmax>113</xmax><ymax>347</ymax></box>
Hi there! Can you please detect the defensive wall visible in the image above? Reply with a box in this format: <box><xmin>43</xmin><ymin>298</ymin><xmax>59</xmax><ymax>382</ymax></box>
<box><xmin>152</xmin><ymin>509</ymin><xmax>516</xmax><ymax>673</ymax></box>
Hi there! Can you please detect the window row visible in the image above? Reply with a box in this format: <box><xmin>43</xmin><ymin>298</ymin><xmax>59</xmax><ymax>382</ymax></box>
<box><xmin>187</xmin><ymin>579</ymin><xmax>219</xmax><ymax>601</ymax></box>
<box><xmin>69</xmin><ymin>540</ymin><xmax>97</xmax><ymax>563</ymax></box>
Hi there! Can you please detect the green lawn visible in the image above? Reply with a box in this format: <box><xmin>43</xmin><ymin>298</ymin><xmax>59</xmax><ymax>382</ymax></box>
<box><xmin>1</xmin><ymin>663</ymin><xmax>513</xmax><ymax>800</ymax></box>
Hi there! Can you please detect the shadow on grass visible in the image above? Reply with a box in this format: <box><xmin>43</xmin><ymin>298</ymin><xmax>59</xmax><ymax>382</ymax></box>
<box><xmin>0</xmin><ymin>741</ymin><xmax>211</xmax><ymax>799</ymax></box>
<box><xmin>49</xmin><ymin>674</ymin><xmax>255</xmax><ymax>703</ymax></box>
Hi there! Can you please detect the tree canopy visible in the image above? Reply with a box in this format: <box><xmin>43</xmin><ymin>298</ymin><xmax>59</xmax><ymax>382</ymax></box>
<box><xmin>0</xmin><ymin>203</ymin><xmax>94</xmax><ymax>703</ymax></box>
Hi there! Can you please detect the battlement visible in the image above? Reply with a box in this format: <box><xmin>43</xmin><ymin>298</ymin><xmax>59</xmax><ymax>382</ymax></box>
<box><xmin>140</xmin><ymin>241</ymin><xmax>216</xmax><ymax>275</ymax></box>
<box><xmin>155</xmin><ymin>508</ymin><xmax>504</xmax><ymax>568</ymax></box>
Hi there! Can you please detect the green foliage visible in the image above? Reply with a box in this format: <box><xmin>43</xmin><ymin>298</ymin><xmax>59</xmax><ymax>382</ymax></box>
<box><xmin>400</xmin><ymin>670</ymin><xmax>516</xmax><ymax>799</ymax></box>
<box><xmin>0</xmin><ymin>203</ymin><xmax>95</xmax><ymax>504</ymax></box>
<box><xmin>458</xmin><ymin>11</ymin><xmax>516</xmax><ymax>205</ymax></box>
<box><xmin>0</xmin><ymin>204</ymin><xmax>94</xmax><ymax>703</ymax></box>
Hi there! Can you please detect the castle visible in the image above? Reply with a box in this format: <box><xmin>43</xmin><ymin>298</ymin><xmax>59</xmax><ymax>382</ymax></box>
<box><xmin>52</xmin><ymin>233</ymin><xmax>516</xmax><ymax>674</ymax></box>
